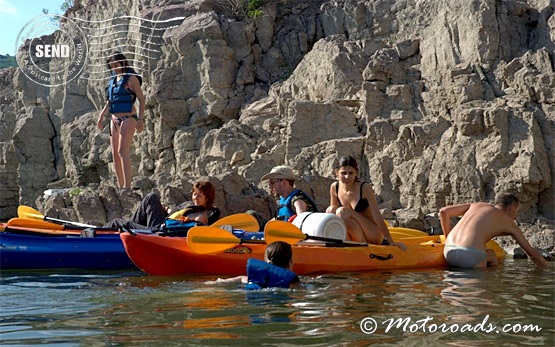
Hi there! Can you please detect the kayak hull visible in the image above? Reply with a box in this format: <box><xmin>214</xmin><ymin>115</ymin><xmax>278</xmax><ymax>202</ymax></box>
<box><xmin>0</xmin><ymin>228</ymin><xmax>135</xmax><ymax>270</ymax></box>
<box><xmin>120</xmin><ymin>233</ymin><xmax>506</xmax><ymax>276</ymax></box>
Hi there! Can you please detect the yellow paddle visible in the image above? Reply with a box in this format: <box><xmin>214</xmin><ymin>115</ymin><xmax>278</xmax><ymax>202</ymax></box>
<box><xmin>4</xmin><ymin>218</ymin><xmax>135</xmax><ymax>237</ymax></box>
<box><xmin>389</xmin><ymin>227</ymin><xmax>428</xmax><ymax>241</ymax></box>
<box><xmin>211</xmin><ymin>213</ymin><xmax>259</xmax><ymax>231</ymax></box>
<box><xmin>264</xmin><ymin>220</ymin><xmax>368</xmax><ymax>246</ymax></box>
<box><xmin>18</xmin><ymin>205</ymin><xmax>97</xmax><ymax>228</ymax></box>
<box><xmin>388</xmin><ymin>226</ymin><xmax>427</xmax><ymax>237</ymax></box>
<box><xmin>187</xmin><ymin>221</ymin><xmax>431</xmax><ymax>254</ymax></box>
<box><xmin>169</xmin><ymin>208</ymin><xmax>260</xmax><ymax>231</ymax></box>
<box><xmin>168</xmin><ymin>205</ymin><xmax>208</xmax><ymax>220</ymax></box>
<box><xmin>6</xmin><ymin>218</ymin><xmax>65</xmax><ymax>230</ymax></box>
<box><xmin>264</xmin><ymin>221</ymin><xmax>427</xmax><ymax>246</ymax></box>
<box><xmin>187</xmin><ymin>226</ymin><xmax>264</xmax><ymax>254</ymax></box>
<box><xmin>19</xmin><ymin>204</ymin><xmax>259</xmax><ymax>233</ymax></box>
<box><xmin>385</xmin><ymin>220</ymin><xmax>428</xmax><ymax>238</ymax></box>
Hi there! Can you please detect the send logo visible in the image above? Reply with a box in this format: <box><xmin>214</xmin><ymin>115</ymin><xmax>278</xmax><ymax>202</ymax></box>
<box><xmin>34</xmin><ymin>44</ymin><xmax>70</xmax><ymax>58</ymax></box>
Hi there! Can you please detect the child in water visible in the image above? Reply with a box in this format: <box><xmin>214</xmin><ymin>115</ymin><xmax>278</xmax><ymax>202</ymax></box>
<box><xmin>208</xmin><ymin>241</ymin><xmax>299</xmax><ymax>289</ymax></box>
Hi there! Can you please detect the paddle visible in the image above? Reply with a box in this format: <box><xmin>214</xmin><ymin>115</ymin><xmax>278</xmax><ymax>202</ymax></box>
<box><xmin>169</xmin><ymin>206</ymin><xmax>259</xmax><ymax>231</ymax></box>
<box><xmin>4</xmin><ymin>217</ymin><xmax>126</xmax><ymax>233</ymax></box>
<box><xmin>19</xmin><ymin>203</ymin><xmax>259</xmax><ymax>233</ymax></box>
<box><xmin>264</xmin><ymin>220</ymin><xmax>368</xmax><ymax>246</ymax></box>
<box><xmin>388</xmin><ymin>226</ymin><xmax>427</xmax><ymax>237</ymax></box>
<box><xmin>385</xmin><ymin>220</ymin><xmax>427</xmax><ymax>237</ymax></box>
<box><xmin>188</xmin><ymin>226</ymin><xmax>264</xmax><ymax>254</ymax></box>
<box><xmin>211</xmin><ymin>213</ymin><xmax>259</xmax><ymax>231</ymax></box>
<box><xmin>7</xmin><ymin>218</ymin><xmax>66</xmax><ymax>230</ymax></box>
<box><xmin>18</xmin><ymin>205</ymin><xmax>97</xmax><ymax>228</ymax></box>
<box><xmin>168</xmin><ymin>205</ymin><xmax>211</xmax><ymax>220</ymax></box>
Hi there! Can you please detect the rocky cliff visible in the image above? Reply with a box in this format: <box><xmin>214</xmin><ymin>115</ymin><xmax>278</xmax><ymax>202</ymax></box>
<box><xmin>1</xmin><ymin>0</ymin><xmax>553</xmax><ymax>254</ymax></box>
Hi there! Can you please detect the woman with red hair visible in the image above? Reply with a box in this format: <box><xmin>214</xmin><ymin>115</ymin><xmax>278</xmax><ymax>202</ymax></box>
<box><xmin>104</xmin><ymin>180</ymin><xmax>220</xmax><ymax>229</ymax></box>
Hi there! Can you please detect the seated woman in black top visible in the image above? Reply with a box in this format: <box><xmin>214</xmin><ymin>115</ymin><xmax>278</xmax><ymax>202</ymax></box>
<box><xmin>326</xmin><ymin>156</ymin><xmax>405</xmax><ymax>249</ymax></box>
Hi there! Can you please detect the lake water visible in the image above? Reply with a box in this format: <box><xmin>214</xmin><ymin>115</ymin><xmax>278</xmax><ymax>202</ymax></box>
<box><xmin>0</xmin><ymin>259</ymin><xmax>553</xmax><ymax>346</ymax></box>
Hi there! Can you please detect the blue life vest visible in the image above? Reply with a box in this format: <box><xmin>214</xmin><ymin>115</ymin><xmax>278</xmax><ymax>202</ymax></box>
<box><xmin>106</xmin><ymin>68</ymin><xmax>142</xmax><ymax>114</ymax></box>
<box><xmin>160</xmin><ymin>219</ymin><xmax>200</xmax><ymax>236</ymax></box>
<box><xmin>277</xmin><ymin>190</ymin><xmax>317</xmax><ymax>221</ymax></box>
<box><xmin>232</xmin><ymin>230</ymin><xmax>265</xmax><ymax>240</ymax></box>
<box><xmin>245</xmin><ymin>258</ymin><xmax>299</xmax><ymax>290</ymax></box>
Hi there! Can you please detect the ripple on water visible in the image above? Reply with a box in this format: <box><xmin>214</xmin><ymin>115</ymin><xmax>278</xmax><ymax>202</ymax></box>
<box><xmin>0</xmin><ymin>260</ymin><xmax>553</xmax><ymax>346</ymax></box>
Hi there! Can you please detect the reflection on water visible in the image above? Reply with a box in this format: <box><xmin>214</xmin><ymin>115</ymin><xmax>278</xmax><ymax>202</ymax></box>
<box><xmin>0</xmin><ymin>260</ymin><xmax>553</xmax><ymax>346</ymax></box>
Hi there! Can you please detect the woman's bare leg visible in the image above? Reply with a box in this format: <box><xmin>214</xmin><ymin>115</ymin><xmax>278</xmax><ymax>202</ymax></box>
<box><xmin>353</xmin><ymin>212</ymin><xmax>383</xmax><ymax>244</ymax></box>
<box><xmin>110</xmin><ymin>121</ymin><xmax>125</xmax><ymax>187</ymax></box>
<box><xmin>117</xmin><ymin>119</ymin><xmax>136</xmax><ymax>188</ymax></box>
<box><xmin>336</xmin><ymin>207</ymin><xmax>383</xmax><ymax>244</ymax></box>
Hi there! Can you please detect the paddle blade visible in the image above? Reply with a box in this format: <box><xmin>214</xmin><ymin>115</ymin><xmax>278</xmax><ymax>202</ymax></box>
<box><xmin>264</xmin><ymin>220</ymin><xmax>307</xmax><ymax>245</ymax></box>
<box><xmin>17</xmin><ymin>205</ymin><xmax>46</xmax><ymax>221</ymax></box>
<box><xmin>187</xmin><ymin>226</ymin><xmax>243</xmax><ymax>254</ymax></box>
<box><xmin>168</xmin><ymin>205</ymin><xmax>208</xmax><ymax>220</ymax></box>
<box><xmin>212</xmin><ymin>213</ymin><xmax>259</xmax><ymax>232</ymax></box>
<box><xmin>389</xmin><ymin>227</ymin><xmax>427</xmax><ymax>240</ymax></box>
<box><xmin>18</xmin><ymin>205</ymin><xmax>97</xmax><ymax>229</ymax></box>
<box><xmin>387</xmin><ymin>227</ymin><xmax>429</xmax><ymax>237</ymax></box>
<box><xmin>7</xmin><ymin>218</ymin><xmax>65</xmax><ymax>230</ymax></box>
<box><xmin>168</xmin><ymin>208</ymin><xmax>189</xmax><ymax>220</ymax></box>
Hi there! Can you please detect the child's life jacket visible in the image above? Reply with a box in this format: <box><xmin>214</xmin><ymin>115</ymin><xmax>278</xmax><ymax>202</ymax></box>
<box><xmin>245</xmin><ymin>258</ymin><xmax>299</xmax><ymax>290</ymax></box>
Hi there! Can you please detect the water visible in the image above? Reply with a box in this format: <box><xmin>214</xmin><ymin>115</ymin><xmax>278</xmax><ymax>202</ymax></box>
<box><xmin>0</xmin><ymin>260</ymin><xmax>553</xmax><ymax>346</ymax></box>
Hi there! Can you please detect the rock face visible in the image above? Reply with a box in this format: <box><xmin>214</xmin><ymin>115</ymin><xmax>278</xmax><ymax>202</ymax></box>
<box><xmin>0</xmin><ymin>0</ymin><xmax>553</xmax><ymax>253</ymax></box>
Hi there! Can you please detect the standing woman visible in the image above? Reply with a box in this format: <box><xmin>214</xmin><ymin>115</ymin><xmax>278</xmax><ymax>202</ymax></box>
<box><xmin>97</xmin><ymin>52</ymin><xmax>145</xmax><ymax>188</ymax></box>
<box><xmin>326</xmin><ymin>156</ymin><xmax>405</xmax><ymax>249</ymax></box>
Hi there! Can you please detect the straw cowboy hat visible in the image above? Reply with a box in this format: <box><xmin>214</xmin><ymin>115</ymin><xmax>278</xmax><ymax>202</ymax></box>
<box><xmin>261</xmin><ymin>165</ymin><xmax>296</xmax><ymax>181</ymax></box>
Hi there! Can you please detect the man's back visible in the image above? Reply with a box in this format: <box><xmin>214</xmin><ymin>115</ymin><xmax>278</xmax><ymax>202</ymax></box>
<box><xmin>440</xmin><ymin>194</ymin><xmax>549</xmax><ymax>268</ymax></box>
<box><xmin>446</xmin><ymin>202</ymin><xmax>516</xmax><ymax>251</ymax></box>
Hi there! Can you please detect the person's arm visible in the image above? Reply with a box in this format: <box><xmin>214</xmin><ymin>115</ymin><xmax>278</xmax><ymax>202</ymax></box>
<box><xmin>128</xmin><ymin>75</ymin><xmax>145</xmax><ymax>132</ymax></box>
<box><xmin>438</xmin><ymin>204</ymin><xmax>471</xmax><ymax>237</ymax></box>
<box><xmin>97</xmin><ymin>101</ymin><xmax>109</xmax><ymax>130</ymax></box>
<box><xmin>191</xmin><ymin>212</ymin><xmax>208</xmax><ymax>225</ymax></box>
<box><xmin>326</xmin><ymin>182</ymin><xmax>339</xmax><ymax>213</ymax></box>
<box><xmin>364</xmin><ymin>184</ymin><xmax>406</xmax><ymax>250</ymax></box>
<box><xmin>507</xmin><ymin>225</ymin><xmax>549</xmax><ymax>267</ymax></box>
<box><xmin>206</xmin><ymin>275</ymin><xmax>248</xmax><ymax>284</ymax></box>
<box><xmin>292</xmin><ymin>198</ymin><xmax>307</xmax><ymax>215</ymax></box>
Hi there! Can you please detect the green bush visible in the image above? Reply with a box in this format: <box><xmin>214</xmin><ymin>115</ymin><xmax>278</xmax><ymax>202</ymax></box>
<box><xmin>0</xmin><ymin>55</ymin><xmax>17</xmax><ymax>69</ymax></box>
<box><xmin>248</xmin><ymin>0</ymin><xmax>263</xmax><ymax>18</ymax></box>
<box><xmin>217</xmin><ymin>0</ymin><xmax>265</xmax><ymax>19</ymax></box>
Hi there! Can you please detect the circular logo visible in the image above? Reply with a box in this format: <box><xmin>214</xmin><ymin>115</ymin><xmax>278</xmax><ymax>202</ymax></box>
<box><xmin>15</xmin><ymin>14</ymin><xmax>88</xmax><ymax>87</ymax></box>
<box><xmin>360</xmin><ymin>317</ymin><xmax>378</xmax><ymax>334</ymax></box>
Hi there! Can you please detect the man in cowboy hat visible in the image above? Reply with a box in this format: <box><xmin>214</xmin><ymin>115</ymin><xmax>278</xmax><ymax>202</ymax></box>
<box><xmin>260</xmin><ymin>165</ymin><xmax>318</xmax><ymax>221</ymax></box>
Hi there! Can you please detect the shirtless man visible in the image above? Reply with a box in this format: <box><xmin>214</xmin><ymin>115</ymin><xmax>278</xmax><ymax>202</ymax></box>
<box><xmin>439</xmin><ymin>193</ymin><xmax>548</xmax><ymax>268</ymax></box>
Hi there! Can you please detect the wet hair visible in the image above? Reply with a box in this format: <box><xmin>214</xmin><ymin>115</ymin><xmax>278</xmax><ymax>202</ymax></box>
<box><xmin>193</xmin><ymin>181</ymin><xmax>216</xmax><ymax>209</ymax></box>
<box><xmin>496</xmin><ymin>193</ymin><xmax>520</xmax><ymax>209</ymax></box>
<box><xmin>265</xmin><ymin>241</ymin><xmax>293</xmax><ymax>269</ymax></box>
<box><xmin>106</xmin><ymin>51</ymin><xmax>130</xmax><ymax>71</ymax></box>
<box><xmin>336</xmin><ymin>156</ymin><xmax>359</xmax><ymax>171</ymax></box>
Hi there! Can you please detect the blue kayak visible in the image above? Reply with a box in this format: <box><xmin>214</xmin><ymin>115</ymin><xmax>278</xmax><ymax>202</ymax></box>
<box><xmin>0</xmin><ymin>230</ymin><xmax>136</xmax><ymax>270</ymax></box>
